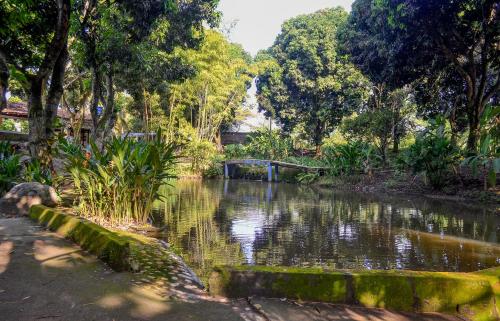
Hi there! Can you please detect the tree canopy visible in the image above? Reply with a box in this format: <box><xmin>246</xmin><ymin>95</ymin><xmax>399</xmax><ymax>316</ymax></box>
<box><xmin>257</xmin><ymin>7</ymin><xmax>369</xmax><ymax>154</ymax></box>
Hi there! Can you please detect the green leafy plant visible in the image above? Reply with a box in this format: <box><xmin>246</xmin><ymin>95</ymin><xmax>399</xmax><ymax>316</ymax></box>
<box><xmin>245</xmin><ymin>127</ymin><xmax>293</xmax><ymax>160</ymax></box>
<box><xmin>185</xmin><ymin>139</ymin><xmax>218</xmax><ymax>175</ymax></box>
<box><xmin>61</xmin><ymin>135</ymin><xmax>177</xmax><ymax>224</ymax></box>
<box><xmin>223</xmin><ymin>144</ymin><xmax>248</xmax><ymax>159</ymax></box>
<box><xmin>0</xmin><ymin>155</ymin><xmax>20</xmax><ymax>195</ymax></box>
<box><xmin>296</xmin><ymin>172</ymin><xmax>320</xmax><ymax>184</ymax></box>
<box><xmin>401</xmin><ymin>119</ymin><xmax>459</xmax><ymax>189</ymax></box>
<box><xmin>0</xmin><ymin>142</ymin><xmax>21</xmax><ymax>195</ymax></box>
<box><xmin>23</xmin><ymin>159</ymin><xmax>53</xmax><ymax>186</ymax></box>
<box><xmin>322</xmin><ymin>141</ymin><xmax>378</xmax><ymax>176</ymax></box>
<box><xmin>461</xmin><ymin>105</ymin><xmax>500</xmax><ymax>190</ymax></box>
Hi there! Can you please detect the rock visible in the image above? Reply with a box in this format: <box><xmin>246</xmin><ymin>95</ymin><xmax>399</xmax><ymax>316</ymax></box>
<box><xmin>0</xmin><ymin>182</ymin><xmax>59</xmax><ymax>216</ymax></box>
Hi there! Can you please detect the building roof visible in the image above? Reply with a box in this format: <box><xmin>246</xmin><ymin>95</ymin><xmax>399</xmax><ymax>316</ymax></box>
<box><xmin>1</xmin><ymin>101</ymin><xmax>93</xmax><ymax>126</ymax></box>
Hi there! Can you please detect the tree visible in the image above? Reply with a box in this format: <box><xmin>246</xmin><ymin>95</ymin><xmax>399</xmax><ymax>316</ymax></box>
<box><xmin>257</xmin><ymin>8</ymin><xmax>369</xmax><ymax>155</ymax></box>
<box><xmin>0</xmin><ymin>0</ymin><xmax>71</xmax><ymax>165</ymax></box>
<box><xmin>413</xmin><ymin>68</ymin><xmax>469</xmax><ymax>146</ymax></box>
<box><xmin>74</xmin><ymin>0</ymin><xmax>220</xmax><ymax>144</ymax></box>
<box><xmin>342</xmin><ymin>87</ymin><xmax>415</xmax><ymax>162</ymax></box>
<box><xmin>163</xmin><ymin>31</ymin><xmax>254</xmax><ymax>146</ymax></box>
<box><xmin>345</xmin><ymin>0</ymin><xmax>499</xmax><ymax>152</ymax></box>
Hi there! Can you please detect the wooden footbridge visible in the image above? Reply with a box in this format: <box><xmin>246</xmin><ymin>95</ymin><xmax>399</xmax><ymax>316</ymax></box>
<box><xmin>223</xmin><ymin>159</ymin><xmax>327</xmax><ymax>182</ymax></box>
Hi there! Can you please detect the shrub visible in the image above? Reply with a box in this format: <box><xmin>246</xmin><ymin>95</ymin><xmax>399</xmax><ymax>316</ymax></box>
<box><xmin>224</xmin><ymin>144</ymin><xmax>247</xmax><ymax>159</ymax></box>
<box><xmin>61</xmin><ymin>135</ymin><xmax>177</xmax><ymax>224</ymax></box>
<box><xmin>0</xmin><ymin>152</ymin><xmax>20</xmax><ymax>195</ymax></box>
<box><xmin>400</xmin><ymin>120</ymin><xmax>459</xmax><ymax>189</ymax></box>
<box><xmin>246</xmin><ymin>127</ymin><xmax>292</xmax><ymax>160</ymax></box>
<box><xmin>185</xmin><ymin>139</ymin><xmax>218</xmax><ymax>174</ymax></box>
<box><xmin>23</xmin><ymin>159</ymin><xmax>53</xmax><ymax>186</ymax></box>
<box><xmin>461</xmin><ymin>105</ymin><xmax>500</xmax><ymax>190</ymax></box>
<box><xmin>323</xmin><ymin>141</ymin><xmax>380</xmax><ymax>176</ymax></box>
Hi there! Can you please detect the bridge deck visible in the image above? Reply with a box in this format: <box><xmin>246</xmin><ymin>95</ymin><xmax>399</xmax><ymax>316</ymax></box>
<box><xmin>223</xmin><ymin>159</ymin><xmax>327</xmax><ymax>177</ymax></box>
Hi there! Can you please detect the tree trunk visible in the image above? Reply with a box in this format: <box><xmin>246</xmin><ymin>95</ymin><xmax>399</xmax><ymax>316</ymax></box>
<box><xmin>45</xmin><ymin>46</ymin><xmax>68</xmax><ymax>144</ymax></box>
<box><xmin>95</xmin><ymin>70</ymin><xmax>116</xmax><ymax>146</ymax></box>
<box><xmin>392</xmin><ymin>137</ymin><xmax>399</xmax><ymax>154</ymax></box>
<box><xmin>314</xmin><ymin>119</ymin><xmax>323</xmax><ymax>157</ymax></box>
<box><xmin>28</xmin><ymin>47</ymin><xmax>68</xmax><ymax>168</ymax></box>
<box><xmin>466</xmin><ymin>100</ymin><xmax>481</xmax><ymax>153</ymax></box>
<box><xmin>0</xmin><ymin>51</ymin><xmax>8</xmax><ymax>111</ymax></box>
<box><xmin>90</xmin><ymin>67</ymin><xmax>101</xmax><ymax>140</ymax></box>
<box><xmin>28</xmin><ymin>78</ymin><xmax>48</xmax><ymax>162</ymax></box>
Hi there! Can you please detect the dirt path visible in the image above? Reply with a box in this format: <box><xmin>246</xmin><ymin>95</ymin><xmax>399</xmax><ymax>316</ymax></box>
<box><xmin>0</xmin><ymin>217</ymin><xmax>460</xmax><ymax>321</ymax></box>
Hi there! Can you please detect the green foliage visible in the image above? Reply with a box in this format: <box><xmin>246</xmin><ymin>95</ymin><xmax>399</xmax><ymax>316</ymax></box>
<box><xmin>400</xmin><ymin>119</ymin><xmax>459</xmax><ymax>189</ymax></box>
<box><xmin>462</xmin><ymin>105</ymin><xmax>500</xmax><ymax>189</ymax></box>
<box><xmin>203</xmin><ymin>154</ymin><xmax>225</xmax><ymax>178</ymax></box>
<box><xmin>296</xmin><ymin>172</ymin><xmax>320</xmax><ymax>184</ymax></box>
<box><xmin>185</xmin><ymin>138</ymin><xmax>218</xmax><ymax>174</ymax></box>
<box><xmin>163</xmin><ymin>31</ymin><xmax>254</xmax><ymax>145</ymax></box>
<box><xmin>256</xmin><ymin>7</ymin><xmax>369</xmax><ymax>151</ymax></box>
<box><xmin>245</xmin><ymin>128</ymin><xmax>292</xmax><ymax>160</ymax></box>
<box><xmin>61</xmin><ymin>136</ymin><xmax>177</xmax><ymax>224</ymax></box>
<box><xmin>23</xmin><ymin>159</ymin><xmax>53</xmax><ymax>186</ymax></box>
<box><xmin>323</xmin><ymin>141</ymin><xmax>380</xmax><ymax>176</ymax></box>
<box><xmin>0</xmin><ymin>141</ymin><xmax>20</xmax><ymax>195</ymax></box>
<box><xmin>223</xmin><ymin>144</ymin><xmax>248</xmax><ymax>159</ymax></box>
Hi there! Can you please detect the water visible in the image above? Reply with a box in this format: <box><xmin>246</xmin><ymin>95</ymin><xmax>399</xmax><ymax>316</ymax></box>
<box><xmin>152</xmin><ymin>180</ymin><xmax>499</xmax><ymax>281</ymax></box>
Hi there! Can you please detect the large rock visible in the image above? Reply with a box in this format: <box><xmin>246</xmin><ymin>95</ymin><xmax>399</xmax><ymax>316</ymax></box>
<box><xmin>0</xmin><ymin>182</ymin><xmax>59</xmax><ymax>216</ymax></box>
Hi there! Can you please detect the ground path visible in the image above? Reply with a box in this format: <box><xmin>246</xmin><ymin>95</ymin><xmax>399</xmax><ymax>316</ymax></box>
<box><xmin>0</xmin><ymin>216</ymin><xmax>460</xmax><ymax>321</ymax></box>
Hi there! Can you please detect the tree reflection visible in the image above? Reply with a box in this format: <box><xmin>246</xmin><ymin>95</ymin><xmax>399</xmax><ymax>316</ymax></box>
<box><xmin>155</xmin><ymin>180</ymin><xmax>500</xmax><ymax>281</ymax></box>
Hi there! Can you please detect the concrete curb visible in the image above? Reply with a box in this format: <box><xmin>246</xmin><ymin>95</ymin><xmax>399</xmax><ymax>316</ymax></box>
<box><xmin>29</xmin><ymin>205</ymin><xmax>131</xmax><ymax>271</ymax></box>
<box><xmin>209</xmin><ymin>266</ymin><xmax>500</xmax><ymax>321</ymax></box>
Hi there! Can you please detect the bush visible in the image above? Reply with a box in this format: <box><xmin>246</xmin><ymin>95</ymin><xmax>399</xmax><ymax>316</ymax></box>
<box><xmin>61</xmin><ymin>135</ymin><xmax>177</xmax><ymax>224</ymax></box>
<box><xmin>0</xmin><ymin>155</ymin><xmax>20</xmax><ymax>195</ymax></box>
<box><xmin>23</xmin><ymin>159</ymin><xmax>53</xmax><ymax>186</ymax></box>
<box><xmin>185</xmin><ymin>139</ymin><xmax>218</xmax><ymax>174</ymax></box>
<box><xmin>323</xmin><ymin>141</ymin><xmax>380</xmax><ymax>176</ymax></box>
<box><xmin>400</xmin><ymin>120</ymin><xmax>459</xmax><ymax>189</ymax></box>
<box><xmin>245</xmin><ymin>127</ymin><xmax>292</xmax><ymax>160</ymax></box>
<box><xmin>224</xmin><ymin>144</ymin><xmax>247</xmax><ymax>159</ymax></box>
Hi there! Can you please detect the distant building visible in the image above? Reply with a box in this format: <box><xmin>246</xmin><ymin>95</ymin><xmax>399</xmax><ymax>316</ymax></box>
<box><xmin>0</xmin><ymin>101</ymin><xmax>92</xmax><ymax>144</ymax></box>
<box><xmin>220</xmin><ymin>132</ymin><xmax>251</xmax><ymax>145</ymax></box>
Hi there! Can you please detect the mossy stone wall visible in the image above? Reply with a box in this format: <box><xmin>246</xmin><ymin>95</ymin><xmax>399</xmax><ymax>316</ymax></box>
<box><xmin>209</xmin><ymin>266</ymin><xmax>500</xmax><ymax>321</ymax></box>
<box><xmin>30</xmin><ymin>205</ymin><xmax>131</xmax><ymax>271</ymax></box>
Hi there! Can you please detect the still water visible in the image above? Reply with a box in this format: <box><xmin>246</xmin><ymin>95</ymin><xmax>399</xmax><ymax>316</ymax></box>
<box><xmin>153</xmin><ymin>180</ymin><xmax>499</xmax><ymax>281</ymax></box>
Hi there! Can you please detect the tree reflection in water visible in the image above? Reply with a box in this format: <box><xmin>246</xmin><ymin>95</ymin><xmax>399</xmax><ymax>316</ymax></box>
<box><xmin>153</xmin><ymin>180</ymin><xmax>500</xmax><ymax>282</ymax></box>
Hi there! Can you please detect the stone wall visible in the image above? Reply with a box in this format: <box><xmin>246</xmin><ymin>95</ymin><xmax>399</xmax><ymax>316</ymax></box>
<box><xmin>209</xmin><ymin>265</ymin><xmax>500</xmax><ymax>321</ymax></box>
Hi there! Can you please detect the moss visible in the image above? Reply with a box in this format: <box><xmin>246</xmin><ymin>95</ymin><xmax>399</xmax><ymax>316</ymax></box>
<box><xmin>210</xmin><ymin>266</ymin><xmax>499</xmax><ymax>320</ymax></box>
<box><xmin>30</xmin><ymin>205</ymin><xmax>130</xmax><ymax>271</ymax></box>
<box><xmin>352</xmin><ymin>272</ymin><xmax>414</xmax><ymax>311</ymax></box>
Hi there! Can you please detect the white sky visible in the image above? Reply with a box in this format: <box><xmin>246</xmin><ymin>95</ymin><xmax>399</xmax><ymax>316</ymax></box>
<box><xmin>218</xmin><ymin>0</ymin><xmax>354</xmax><ymax>56</ymax></box>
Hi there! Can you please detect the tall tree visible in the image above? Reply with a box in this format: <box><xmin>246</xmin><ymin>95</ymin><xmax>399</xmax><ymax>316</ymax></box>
<box><xmin>345</xmin><ymin>0</ymin><xmax>499</xmax><ymax>152</ymax></box>
<box><xmin>162</xmin><ymin>31</ymin><xmax>254</xmax><ymax>145</ymax></box>
<box><xmin>0</xmin><ymin>0</ymin><xmax>71</xmax><ymax>164</ymax></box>
<box><xmin>257</xmin><ymin>8</ymin><xmax>369</xmax><ymax>154</ymax></box>
<box><xmin>74</xmin><ymin>0</ymin><xmax>220</xmax><ymax>143</ymax></box>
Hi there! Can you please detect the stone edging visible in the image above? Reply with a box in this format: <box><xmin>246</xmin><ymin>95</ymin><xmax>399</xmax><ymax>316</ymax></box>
<box><xmin>209</xmin><ymin>266</ymin><xmax>500</xmax><ymax>321</ymax></box>
<box><xmin>29</xmin><ymin>205</ymin><xmax>131</xmax><ymax>271</ymax></box>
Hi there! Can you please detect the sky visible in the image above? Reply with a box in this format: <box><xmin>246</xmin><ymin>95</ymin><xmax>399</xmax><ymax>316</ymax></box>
<box><xmin>217</xmin><ymin>0</ymin><xmax>354</xmax><ymax>56</ymax></box>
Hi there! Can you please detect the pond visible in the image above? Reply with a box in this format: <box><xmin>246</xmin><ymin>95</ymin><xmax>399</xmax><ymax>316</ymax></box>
<box><xmin>152</xmin><ymin>180</ymin><xmax>499</xmax><ymax>282</ymax></box>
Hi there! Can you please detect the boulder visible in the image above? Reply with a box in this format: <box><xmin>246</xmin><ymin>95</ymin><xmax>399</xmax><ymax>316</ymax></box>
<box><xmin>0</xmin><ymin>182</ymin><xmax>59</xmax><ymax>216</ymax></box>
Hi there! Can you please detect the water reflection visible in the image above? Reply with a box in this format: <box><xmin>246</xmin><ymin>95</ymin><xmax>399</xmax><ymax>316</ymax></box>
<box><xmin>153</xmin><ymin>180</ymin><xmax>500</xmax><ymax>281</ymax></box>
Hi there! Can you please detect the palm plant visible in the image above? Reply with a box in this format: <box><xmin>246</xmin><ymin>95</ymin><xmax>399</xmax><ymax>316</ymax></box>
<box><xmin>61</xmin><ymin>134</ymin><xmax>177</xmax><ymax>224</ymax></box>
<box><xmin>0</xmin><ymin>141</ymin><xmax>20</xmax><ymax>195</ymax></box>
